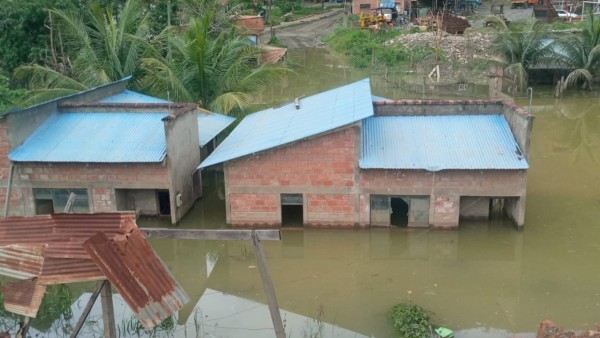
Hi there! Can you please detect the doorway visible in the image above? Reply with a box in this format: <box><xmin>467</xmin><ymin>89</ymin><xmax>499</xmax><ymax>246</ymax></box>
<box><xmin>390</xmin><ymin>197</ymin><xmax>409</xmax><ymax>227</ymax></box>
<box><xmin>157</xmin><ymin>190</ymin><xmax>171</xmax><ymax>216</ymax></box>
<box><xmin>281</xmin><ymin>194</ymin><xmax>303</xmax><ymax>227</ymax></box>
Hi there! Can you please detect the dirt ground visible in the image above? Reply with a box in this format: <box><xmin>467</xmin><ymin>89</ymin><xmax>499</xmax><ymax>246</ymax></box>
<box><xmin>269</xmin><ymin>3</ymin><xmax>535</xmax><ymax>49</ymax></box>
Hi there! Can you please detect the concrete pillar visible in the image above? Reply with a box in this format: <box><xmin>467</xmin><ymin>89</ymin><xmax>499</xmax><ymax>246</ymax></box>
<box><xmin>505</xmin><ymin>195</ymin><xmax>526</xmax><ymax>229</ymax></box>
<box><xmin>431</xmin><ymin>194</ymin><xmax>460</xmax><ymax>228</ymax></box>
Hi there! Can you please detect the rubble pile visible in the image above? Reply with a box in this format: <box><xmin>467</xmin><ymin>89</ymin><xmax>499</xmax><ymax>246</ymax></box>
<box><xmin>385</xmin><ymin>30</ymin><xmax>494</xmax><ymax>64</ymax></box>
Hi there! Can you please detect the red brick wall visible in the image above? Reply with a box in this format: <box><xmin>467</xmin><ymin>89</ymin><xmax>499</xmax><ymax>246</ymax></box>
<box><xmin>352</xmin><ymin>0</ymin><xmax>379</xmax><ymax>14</ymax></box>
<box><xmin>16</xmin><ymin>163</ymin><xmax>168</xmax><ymax>185</ymax></box>
<box><xmin>306</xmin><ymin>194</ymin><xmax>355</xmax><ymax>227</ymax></box>
<box><xmin>229</xmin><ymin>193</ymin><xmax>279</xmax><ymax>226</ymax></box>
<box><xmin>226</xmin><ymin>127</ymin><xmax>360</xmax><ymax>226</ymax></box>
<box><xmin>11</xmin><ymin>163</ymin><xmax>169</xmax><ymax>215</ymax></box>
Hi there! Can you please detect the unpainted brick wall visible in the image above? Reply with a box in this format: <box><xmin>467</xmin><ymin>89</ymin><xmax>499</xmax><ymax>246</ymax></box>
<box><xmin>227</xmin><ymin>127</ymin><xmax>359</xmax><ymax>226</ymax></box>
<box><xmin>306</xmin><ymin>194</ymin><xmax>355</xmax><ymax>227</ymax></box>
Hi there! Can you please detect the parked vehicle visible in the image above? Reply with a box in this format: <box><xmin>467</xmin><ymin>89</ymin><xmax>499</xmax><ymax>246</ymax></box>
<box><xmin>556</xmin><ymin>9</ymin><xmax>579</xmax><ymax>18</ymax></box>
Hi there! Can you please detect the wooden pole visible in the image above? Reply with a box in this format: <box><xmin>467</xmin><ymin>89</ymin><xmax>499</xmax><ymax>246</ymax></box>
<box><xmin>101</xmin><ymin>281</ymin><xmax>116</xmax><ymax>338</ymax></box>
<box><xmin>70</xmin><ymin>281</ymin><xmax>106</xmax><ymax>338</ymax></box>
<box><xmin>251</xmin><ymin>231</ymin><xmax>286</xmax><ymax>338</ymax></box>
<box><xmin>3</xmin><ymin>164</ymin><xmax>14</xmax><ymax>217</ymax></box>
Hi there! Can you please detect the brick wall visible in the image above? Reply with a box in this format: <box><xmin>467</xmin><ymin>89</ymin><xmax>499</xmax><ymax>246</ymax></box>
<box><xmin>226</xmin><ymin>127</ymin><xmax>360</xmax><ymax>226</ymax></box>
<box><xmin>229</xmin><ymin>193</ymin><xmax>279</xmax><ymax>226</ymax></box>
<box><xmin>361</xmin><ymin>169</ymin><xmax>527</xmax><ymax>227</ymax></box>
<box><xmin>10</xmin><ymin>163</ymin><xmax>169</xmax><ymax>215</ymax></box>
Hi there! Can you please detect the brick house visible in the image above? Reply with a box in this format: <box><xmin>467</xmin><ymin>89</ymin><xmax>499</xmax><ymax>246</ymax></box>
<box><xmin>199</xmin><ymin>79</ymin><xmax>533</xmax><ymax>229</ymax></box>
<box><xmin>0</xmin><ymin>78</ymin><xmax>234</xmax><ymax>223</ymax></box>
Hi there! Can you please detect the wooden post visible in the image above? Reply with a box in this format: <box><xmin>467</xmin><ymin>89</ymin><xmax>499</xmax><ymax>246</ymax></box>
<box><xmin>101</xmin><ymin>281</ymin><xmax>116</xmax><ymax>338</ymax></box>
<box><xmin>70</xmin><ymin>280</ymin><xmax>106</xmax><ymax>338</ymax></box>
<box><xmin>251</xmin><ymin>231</ymin><xmax>286</xmax><ymax>338</ymax></box>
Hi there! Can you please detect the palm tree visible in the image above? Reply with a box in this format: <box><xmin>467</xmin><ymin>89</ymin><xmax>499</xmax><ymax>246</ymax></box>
<box><xmin>14</xmin><ymin>0</ymin><xmax>152</xmax><ymax>104</ymax></box>
<box><xmin>139</xmin><ymin>14</ymin><xmax>288</xmax><ymax>115</ymax></box>
<box><xmin>556</xmin><ymin>13</ymin><xmax>600</xmax><ymax>90</ymax></box>
<box><xmin>489</xmin><ymin>18</ymin><xmax>554</xmax><ymax>93</ymax></box>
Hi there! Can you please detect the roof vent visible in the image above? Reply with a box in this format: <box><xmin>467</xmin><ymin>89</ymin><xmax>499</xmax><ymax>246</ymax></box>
<box><xmin>294</xmin><ymin>97</ymin><xmax>300</xmax><ymax>110</ymax></box>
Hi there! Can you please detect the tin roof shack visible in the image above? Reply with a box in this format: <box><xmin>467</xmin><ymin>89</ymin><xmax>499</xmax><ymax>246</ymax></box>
<box><xmin>0</xmin><ymin>79</ymin><xmax>234</xmax><ymax>223</ymax></box>
<box><xmin>200</xmin><ymin>79</ymin><xmax>533</xmax><ymax>229</ymax></box>
<box><xmin>366</xmin><ymin>99</ymin><xmax>532</xmax><ymax>228</ymax></box>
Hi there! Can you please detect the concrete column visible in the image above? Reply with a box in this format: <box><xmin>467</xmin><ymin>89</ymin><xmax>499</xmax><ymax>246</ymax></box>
<box><xmin>431</xmin><ymin>194</ymin><xmax>460</xmax><ymax>228</ymax></box>
<box><xmin>505</xmin><ymin>195</ymin><xmax>526</xmax><ymax>229</ymax></box>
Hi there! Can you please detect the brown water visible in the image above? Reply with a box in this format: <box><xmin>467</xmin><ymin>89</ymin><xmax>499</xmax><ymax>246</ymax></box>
<box><xmin>4</xmin><ymin>48</ymin><xmax>600</xmax><ymax>338</ymax></box>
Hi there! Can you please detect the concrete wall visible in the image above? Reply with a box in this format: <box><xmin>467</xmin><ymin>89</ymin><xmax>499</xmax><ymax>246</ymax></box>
<box><xmin>115</xmin><ymin>189</ymin><xmax>159</xmax><ymax>215</ymax></box>
<box><xmin>225</xmin><ymin>126</ymin><xmax>361</xmax><ymax>227</ymax></box>
<box><xmin>164</xmin><ymin>110</ymin><xmax>201</xmax><ymax>224</ymax></box>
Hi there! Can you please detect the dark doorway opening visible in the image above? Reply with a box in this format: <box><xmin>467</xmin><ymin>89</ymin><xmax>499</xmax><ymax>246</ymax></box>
<box><xmin>390</xmin><ymin>197</ymin><xmax>409</xmax><ymax>227</ymax></box>
<box><xmin>281</xmin><ymin>194</ymin><xmax>303</xmax><ymax>227</ymax></box>
<box><xmin>158</xmin><ymin>190</ymin><xmax>171</xmax><ymax>215</ymax></box>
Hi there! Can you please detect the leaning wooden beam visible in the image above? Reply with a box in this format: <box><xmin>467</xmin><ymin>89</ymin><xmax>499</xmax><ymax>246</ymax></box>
<box><xmin>140</xmin><ymin>228</ymin><xmax>281</xmax><ymax>241</ymax></box>
<box><xmin>70</xmin><ymin>280</ymin><xmax>106</xmax><ymax>338</ymax></box>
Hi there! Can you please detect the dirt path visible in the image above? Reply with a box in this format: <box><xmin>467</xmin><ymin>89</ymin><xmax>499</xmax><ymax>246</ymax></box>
<box><xmin>263</xmin><ymin>9</ymin><xmax>344</xmax><ymax>49</ymax></box>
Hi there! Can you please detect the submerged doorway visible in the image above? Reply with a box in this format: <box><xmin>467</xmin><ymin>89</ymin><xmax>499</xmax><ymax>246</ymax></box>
<box><xmin>370</xmin><ymin>195</ymin><xmax>430</xmax><ymax>227</ymax></box>
<box><xmin>390</xmin><ymin>197</ymin><xmax>409</xmax><ymax>227</ymax></box>
<box><xmin>158</xmin><ymin>190</ymin><xmax>171</xmax><ymax>216</ymax></box>
<box><xmin>281</xmin><ymin>194</ymin><xmax>303</xmax><ymax>227</ymax></box>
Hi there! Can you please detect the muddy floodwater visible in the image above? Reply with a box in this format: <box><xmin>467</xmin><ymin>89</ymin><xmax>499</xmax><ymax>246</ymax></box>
<box><xmin>3</xmin><ymin>48</ymin><xmax>600</xmax><ymax>338</ymax></box>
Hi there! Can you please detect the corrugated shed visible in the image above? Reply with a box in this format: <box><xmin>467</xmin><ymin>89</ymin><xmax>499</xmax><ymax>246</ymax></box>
<box><xmin>1</xmin><ymin>279</ymin><xmax>47</xmax><ymax>317</ymax></box>
<box><xmin>0</xmin><ymin>216</ymin><xmax>53</xmax><ymax>246</ymax></box>
<box><xmin>261</xmin><ymin>46</ymin><xmax>287</xmax><ymax>64</ymax></box>
<box><xmin>40</xmin><ymin>258</ymin><xmax>104</xmax><ymax>284</ymax></box>
<box><xmin>197</xmin><ymin>111</ymin><xmax>236</xmax><ymax>147</ymax></box>
<box><xmin>199</xmin><ymin>78</ymin><xmax>374</xmax><ymax>168</ymax></box>
<box><xmin>8</xmin><ymin>112</ymin><xmax>168</xmax><ymax>163</ymax></box>
<box><xmin>360</xmin><ymin>115</ymin><xmax>529</xmax><ymax>171</ymax></box>
<box><xmin>84</xmin><ymin>227</ymin><xmax>189</xmax><ymax>330</ymax></box>
<box><xmin>99</xmin><ymin>90</ymin><xmax>170</xmax><ymax>104</ymax></box>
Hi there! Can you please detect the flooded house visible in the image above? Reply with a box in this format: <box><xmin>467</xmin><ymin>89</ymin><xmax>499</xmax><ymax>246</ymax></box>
<box><xmin>199</xmin><ymin>79</ymin><xmax>533</xmax><ymax>229</ymax></box>
<box><xmin>0</xmin><ymin>78</ymin><xmax>234</xmax><ymax>223</ymax></box>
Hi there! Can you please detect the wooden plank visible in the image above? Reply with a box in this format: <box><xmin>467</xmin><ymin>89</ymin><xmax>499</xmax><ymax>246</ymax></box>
<box><xmin>70</xmin><ymin>280</ymin><xmax>105</xmax><ymax>338</ymax></box>
<box><xmin>101</xmin><ymin>281</ymin><xmax>116</xmax><ymax>338</ymax></box>
<box><xmin>251</xmin><ymin>231</ymin><xmax>286</xmax><ymax>338</ymax></box>
<box><xmin>140</xmin><ymin>228</ymin><xmax>281</xmax><ymax>241</ymax></box>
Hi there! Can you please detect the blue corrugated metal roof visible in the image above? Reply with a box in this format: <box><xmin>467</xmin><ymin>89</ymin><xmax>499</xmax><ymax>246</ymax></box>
<box><xmin>9</xmin><ymin>112</ymin><xmax>168</xmax><ymax>163</ymax></box>
<box><xmin>199</xmin><ymin>79</ymin><xmax>374</xmax><ymax>168</ymax></box>
<box><xmin>99</xmin><ymin>90</ymin><xmax>170</xmax><ymax>104</ymax></box>
<box><xmin>360</xmin><ymin>115</ymin><xmax>529</xmax><ymax>171</ymax></box>
<box><xmin>197</xmin><ymin>112</ymin><xmax>235</xmax><ymax>147</ymax></box>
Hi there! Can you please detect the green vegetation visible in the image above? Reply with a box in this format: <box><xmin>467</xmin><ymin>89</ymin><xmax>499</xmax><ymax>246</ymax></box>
<box><xmin>324</xmin><ymin>27</ymin><xmax>436</xmax><ymax>69</ymax></box>
<box><xmin>391</xmin><ymin>303</ymin><xmax>432</xmax><ymax>338</ymax></box>
<box><xmin>140</xmin><ymin>14</ymin><xmax>288</xmax><ymax>114</ymax></box>
<box><xmin>0</xmin><ymin>73</ymin><xmax>27</xmax><ymax>113</ymax></box>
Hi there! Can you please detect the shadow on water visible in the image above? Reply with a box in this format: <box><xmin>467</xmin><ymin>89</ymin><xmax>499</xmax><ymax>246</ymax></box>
<box><xmin>3</xmin><ymin>50</ymin><xmax>600</xmax><ymax>338</ymax></box>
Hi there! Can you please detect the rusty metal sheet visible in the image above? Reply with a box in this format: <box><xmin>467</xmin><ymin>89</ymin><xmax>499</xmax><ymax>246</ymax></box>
<box><xmin>1</xmin><ymin>279</ymin><xmax>47</xmax><ymax>317</ymax></box>
<box><xmin>0</xmin><ymin>215</ymin><xmax>53</xmax><ymax>246</ymax></box>
<box><xmin>0</xmin><ymin>245</ymin><xmax>45</xmax><ymax>280</ymax></box>
<box><xmin>39</xmin><ymin>258</ymin><xmax>104</xmax><ymax>285</ymax></box>
<box><xmin>83</xmin><ymin>227</ymin><xmax>189</xmax><ymax>330</ymax></box>
<box><xmin>46</xmin><ymin>213</ymin><xmax>137</xmax><ymax>259</ymax></box>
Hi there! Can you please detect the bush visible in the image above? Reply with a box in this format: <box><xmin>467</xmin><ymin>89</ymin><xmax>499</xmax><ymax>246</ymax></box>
<box><xmin>391</xmin><ymin>303</ymin><xmax>432</xmax><ymax>338</ymax></box>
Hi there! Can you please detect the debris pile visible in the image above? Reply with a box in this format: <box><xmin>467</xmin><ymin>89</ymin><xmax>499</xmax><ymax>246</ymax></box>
<box><xmin>385</xmin><ymin>31</ymin><xmax>494</xmax><ymax>64</ymax></box>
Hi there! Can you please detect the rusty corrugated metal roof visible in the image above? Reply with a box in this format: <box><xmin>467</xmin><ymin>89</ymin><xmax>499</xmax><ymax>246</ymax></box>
<box><xmin>0</xmin><ymin>212</ymin><xmax>138</xmax><ymax>317</ymax></box>
<box><xmin>83</xmin><ymin>226</ymin><xmax>189</xmax><ymax>330</ymax></box>
<box><xmin>1</xmin><ymin>279</ymin><xmax>47</xmax><ymax>317</ymax></box>
<box><xmin>0</xmin><ymin>245</ymin><xmax>45</xmax><ymax>280</ymax></box>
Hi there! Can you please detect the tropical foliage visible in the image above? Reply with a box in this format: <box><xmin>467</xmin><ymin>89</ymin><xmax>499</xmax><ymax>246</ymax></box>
<box><xmin>14</xmin><ymin>0</ymin><xmax>153</xmax><ymax>104</ymax></box>
<box><xmin>489</xmin><ymin>18</ymin><xmax>556</xmax><ymax>92</ymax></box>
<box><xmin>139</xmin><ymin>14</ymin><xmax>288</xmax><ymax>114</ymax></box>
<box><xmin>555</xmin><ymin>13</ymin><xmax>600</xmax><ymax>90</ymax></box>
<box><xmin>391</xmin><ymin>303</ymin><xmax>432</xmax><ymax>338</ymax></box>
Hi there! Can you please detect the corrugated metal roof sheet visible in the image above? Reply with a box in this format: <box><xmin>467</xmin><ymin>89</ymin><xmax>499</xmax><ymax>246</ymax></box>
<box><xmin>0</xmin><ymin>213</ymin><xmax>136</xmax><ymax>286</ymax></box>
<box><xmin>8</xmin><ymin>112</ymin><xmax>168</xmax><ymax>163</ymax></box>
<box><xmin>1</xmin><ymin>279</ymin><xmax>47</xmax><ymax>317</ymax></box>
<box><xmin>199</xmin><ymin>78</ymin><xmax>374</xmax><ymax>168</ymax></box>
<box><xmin>0</xmin><ymin>245</ymin><xmax>45</xmax><ymax>280</ymax></box>
<box><xmin>360</xmin><ymin>115</ymin><xmax>529</xmax><ymax>171</ymax></box>
<box><xmin>197</xmin><ymin>111</ymin><xmax>235</xmax><ymax>147</ymax></box>
<box><xmin>99</xmin><ymin>90</ymin><xmax>170</xmax><ymax>104</ymax></box>
<box><xmin>84</xmin><ymin>227</ymin><xmax>189</xmax><ymax>330</ymax></box>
